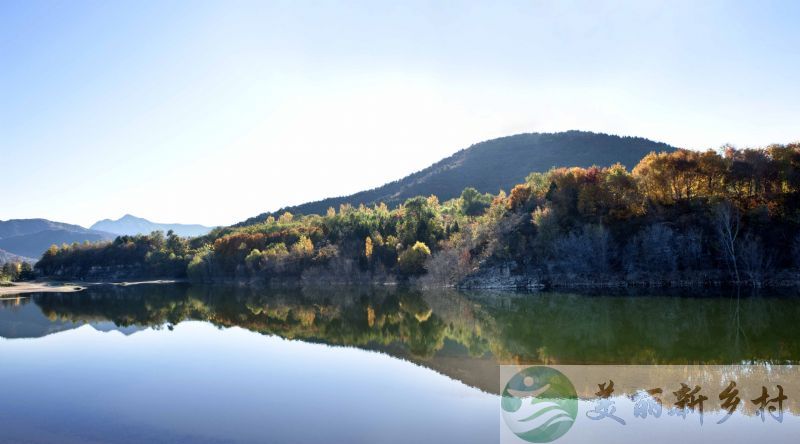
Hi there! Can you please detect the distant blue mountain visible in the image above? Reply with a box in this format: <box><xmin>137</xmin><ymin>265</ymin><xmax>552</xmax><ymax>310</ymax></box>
<box><xmin>90</xmin><ymin>214</ymin><xmax>213</xmax><ymax>238</ymax></box>
<box><xmin>0</xmin><ymin>247</ymin><xmax>36</xmax><ymax>265</ymax></box>
<box><xmin>0</xmin><ymin>218</ymin><xmax>115</xmax><ymax>260</ymax></box>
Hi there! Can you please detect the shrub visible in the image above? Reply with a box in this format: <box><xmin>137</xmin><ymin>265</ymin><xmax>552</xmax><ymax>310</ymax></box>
<box><xmin>398</xmin><ymin>241</ymin><xmax>431</xmax><ymax>275</ymax></box>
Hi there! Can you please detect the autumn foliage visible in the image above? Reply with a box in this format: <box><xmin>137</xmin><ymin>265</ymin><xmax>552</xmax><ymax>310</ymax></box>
<box><xmin>37</xmin><ymin>143</ymin><xmax>800</xmax><ymax>286</ymax></box>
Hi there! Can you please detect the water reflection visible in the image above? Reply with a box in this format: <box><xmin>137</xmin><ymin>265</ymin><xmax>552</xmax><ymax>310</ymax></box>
<box><xmin>0</xmin><ymin>284</ymin><xmax>798</xmax><ymax>443</ymax></box>
<box><xmin>2</xmin><ymin>285</ymin><xmax>800</xmax><ymax>388</ymax></box>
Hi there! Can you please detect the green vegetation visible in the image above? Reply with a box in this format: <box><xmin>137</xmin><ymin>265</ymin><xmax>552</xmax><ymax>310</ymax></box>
<box><xmin>37</xmin><ymin>144</ymin><xmax>800</xmax><ymax>287</ymax></box>
<box><xmin>36</xmin><ymin>231</ymin><xmax>189</xmax><ymax>279</ymax></box>
<box><xmin>0</xmin><ymin>261</ymin><xmax>35</xmax><ymax>283</ymax></box>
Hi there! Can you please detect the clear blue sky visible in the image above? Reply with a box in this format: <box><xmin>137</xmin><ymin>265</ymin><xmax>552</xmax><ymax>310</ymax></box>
<box><xmin>2</xmin><ymin>0</ymin><xmax>798</xmax><ymax>227</ymax></box>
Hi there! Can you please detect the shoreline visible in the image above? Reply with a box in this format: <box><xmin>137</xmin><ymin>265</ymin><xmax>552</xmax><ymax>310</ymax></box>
<box><xmin>8</xmin><ymin>274</ymin><xmax>800</xmax><ymax>296</ymax></box>
<box><xmin>0</xmin><ymin>279</ymin><xmax>186</xmax><ymax>297</ymax></box>
<box><xmin>0</xmin><ymin>281</ymin><xmax>86</xmax><ymax>296</ymax></box>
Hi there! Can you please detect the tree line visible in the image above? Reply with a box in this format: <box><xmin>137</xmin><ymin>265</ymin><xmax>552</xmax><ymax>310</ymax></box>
<box><xmin>0</xmin><ymin>261</ymin><xmax>35</xmax><ymax>283</ymax></box>
<box><xmin>36</xmin><ymin>143</ymin><xmax>800</xmax><ymax>287</ymax></box>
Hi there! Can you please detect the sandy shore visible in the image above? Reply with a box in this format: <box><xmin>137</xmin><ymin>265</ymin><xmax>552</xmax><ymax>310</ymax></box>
<box><xmin>0</xmin><ymin>281</ymin><xmax>86</xmax><ymax>297</ymax></box>
<box><xmin>0</xmin><ymin>279</ymin><xmax>183</xmax><ymax>297</ymax></box>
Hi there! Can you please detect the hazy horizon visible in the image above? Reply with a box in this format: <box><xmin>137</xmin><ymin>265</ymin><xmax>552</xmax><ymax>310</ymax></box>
<box><xmin>3</xmin><ymin>0</ymin><xmax>799</xmax><ymax>227</ymax></box>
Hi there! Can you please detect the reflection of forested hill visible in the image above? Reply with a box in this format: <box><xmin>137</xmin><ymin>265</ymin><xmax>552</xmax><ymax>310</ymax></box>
<box><xmin>6</xmin><ymin>284</ymin><xmax>800</xmax><ymax>396</ymax></box>
<box><xmin>487</xmin><ymin>291</ymin><xmax>800</xmax><ymax>366</ymax></box>
<box><xmin>0</xmin><ymin>300</ymin><xmax>83</xmax><ymax>338</ymax></box>
<box><xmin>0</xmin><ymin>298</ymin><xmax>144</xmax><ymax>339</ymax></box>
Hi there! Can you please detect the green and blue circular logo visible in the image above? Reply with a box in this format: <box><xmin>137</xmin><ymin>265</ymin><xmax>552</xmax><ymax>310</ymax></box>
<box><xmin>501</xmin><ymin>366</ymin><xmax>578</xmax><ymax>443</ymax></box>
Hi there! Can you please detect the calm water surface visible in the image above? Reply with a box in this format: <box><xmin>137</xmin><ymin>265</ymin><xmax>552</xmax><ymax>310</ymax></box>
<box><xmin>0</xmin><ymin>284</ymin><xmax>798</xmax><ymax>443</ymax></box>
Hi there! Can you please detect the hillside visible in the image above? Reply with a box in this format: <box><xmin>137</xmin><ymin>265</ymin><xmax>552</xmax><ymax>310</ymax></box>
<box><xmin>0</xmin><ymin>248</ymin><xmax>36</xmax><ymax>265</ymax></box>
<box><xmin>37</xmin><ymin>142</ymin><xmax>800</xmax><ymax>288</ymax></box>
<box><xmin>0</xmin><ymin>229</ymin><xmax>115</xmax><ymax>259</ymax></box>
<box><xmin>91</xmin><ymin>214</ymin><xmax>213</xmax><ymax>237</ymax></box>
<box><xmin>0</xmin><ymin>218</ymin><xmax>92</xmax><ymax>239</ymax></box>
<box><xmin>237</xmin><ymin>131</ymin><xmax>675</xmax><ymax>225</ymax></box>
<box><xmin>0</xmin><ymin>219</ymin><xmax>115</xmax><ymax>260</ymax></box>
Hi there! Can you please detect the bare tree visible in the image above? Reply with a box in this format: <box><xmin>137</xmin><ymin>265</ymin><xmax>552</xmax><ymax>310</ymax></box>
<box><xmin>714</xmin><ymin>201</ymin><xmax>741</xmax><ymax>283</ymax></box>
<box><xmin>739</xmin><ymin>235</ymin><xmax>772</xmax><ymax>287</ymax></box>
<box><xmin>422</xmin><ymin>247</ymin><xmax>468</xmax><ymax>287</ymax></box>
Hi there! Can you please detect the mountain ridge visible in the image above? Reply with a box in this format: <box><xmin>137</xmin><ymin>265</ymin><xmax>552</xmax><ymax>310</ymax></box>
<box><xmin>0</xmin><ymin>248</ymin><xmax>36</xmax><ymax>265</ymax></box>
<box><xmin>237</xmin><ymin>130</ymin><xmax>676</xmax><ymax>226</ymax></box>
<box><xmin>0</xmin><ymin>219</ymin><xmax>115</xmax><ymax>260</ymax></box>
<box><xmin>90</xmin><ymin>214</ymin><xmax>213</xmax><ymax>237</ymax></box>
<box><xmin>0</xmin><ymin>218</ymin><xmax>98</xmax><ymax>239</ymax></box>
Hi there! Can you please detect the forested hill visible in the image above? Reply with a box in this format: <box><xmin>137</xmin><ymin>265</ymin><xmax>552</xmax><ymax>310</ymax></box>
<box><xmin>38</xmin><ymin>142</ymin><xmax>800</xmax><ymax>288</ymax></box>
<box><xmin>237</xmin><ymin>131</ymin><xmax>675</xmax><ymax>225</ymax></box>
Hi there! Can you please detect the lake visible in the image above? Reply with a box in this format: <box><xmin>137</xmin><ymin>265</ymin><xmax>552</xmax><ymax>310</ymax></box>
<box><xmin>0</xmin><ymin>284</ymin><xmax>798</xmax><ymax>443</ymax></box>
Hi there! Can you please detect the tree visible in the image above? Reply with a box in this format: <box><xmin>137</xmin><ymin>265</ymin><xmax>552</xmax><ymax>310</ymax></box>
<box><xmin>278</xmin><ymin>212</ymin><xmax>293</xmax><ymax>224</ymax></box>
<box><xmin>19</xmin><ymin>262</ymin><xmax>35</xmax><ymax>280</ymax></box>
<box><xmin>460</xmin><ymin>187</ymin><xmax>492</xmax><ymax>216</ymax></box>
<box><xmin>263</xmin><ymin>242</ymin><xmax>289</xmax><ymax>262</ymax></box>
<box><xmin>507</xmin><ymin>184</ymin><xmax>532</xmax><ymax>211</ymax></box>
<box><xmin>696</xmin><ymin>150</ymin><xmax>728</xmax><ymax>197</ymax></box>
<box><xmin>365</xmin><ymin>236</ymin><xmax>373</xmax><ymax>259</ymax></box>
<box><xmin>148</xmin><ymin>231</ymin><xmax>165</xmax><ymax>251</ymax></box>
<box><xmin>45</xmin><ymin>244</ymin><xmax>59</xmax><ymax>258</ymax></box>
<box><xmin>187</xmin><ymin>247</ymin><xmax>214</xmax><ymax>281</ymax></box>
<box><xmin>1</xmin><ymin>262</ymin><xmax>17</xmax><ymax>281</ymax></box>
<box><xmin>166</xmin><ymin>231</ymin><xmax>188</xmax><ymax>256</ymax></box>
<box><xmin>397</xmin><ymin>196</ymin><xmax>444</xmax><ymax>247</ymax></box>
<box><xmin>398</xmin><ymin>241</ymin><xmax>431</xmax><ymax>275</ymax></box>
<box><xmin>292</xmin><ymin>236</ymin><xmax>314</xmax><ymax>257</ymax></box>
<box><xmin>632</xmin><ymin>151</ymin><xmax>676</xmax><ymax>204</ymax></box>
<box><xmin>714</xmin><ymin>201</ymin><xmax>741</xmax><ymax>283</ymax></box>
<box><xmin>602</xmin><ymin>163</ymin><xmax>642</xmax><ymax>219</ymax></box>
<box><xmin>739</xmin><ymin>235</ymin><xmax>771</xmax><ymax>287</ymax></box>
<box><xmin>245</xmin><ymin>249</ymin><xmax>263</xmax><ymax>272</ymax></box>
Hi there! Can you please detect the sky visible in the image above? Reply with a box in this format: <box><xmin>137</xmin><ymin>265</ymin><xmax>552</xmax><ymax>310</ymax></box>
<box><xmin>1</xmin><ymin>0</ymin><xmax>799</xmax><ymax>228</ymax></box>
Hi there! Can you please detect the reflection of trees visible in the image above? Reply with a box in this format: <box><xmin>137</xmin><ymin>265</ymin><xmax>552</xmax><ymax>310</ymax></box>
<box><xmin>33</xmin><ymin>285</ymin><xmax>483</xmax><ymax>359</ymax></box>
<box><xmin>35</xmin><ymin>284</ymin><xmax>204</xmax><ymax>327</ymax></box>
<box><xmin>31</xmin><ymin>286</ymin><xmax>800</xmax><ymax>366</ymax></box>
<box><xmin>488</xmin><ymin>290</ymin><xmax>800</xmax><ymax>365</ymax></box>
<box><xmin>24</xmin><ymin>285</ymin><xmax>800</xmax><ymax>400</ymax></box>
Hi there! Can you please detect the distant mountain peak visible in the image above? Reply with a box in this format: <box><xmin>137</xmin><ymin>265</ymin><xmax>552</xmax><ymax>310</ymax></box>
<box><xmin>90</xmin><ymin>215</ymin><xmax>213</xmax><ymax>238</ymax></box>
